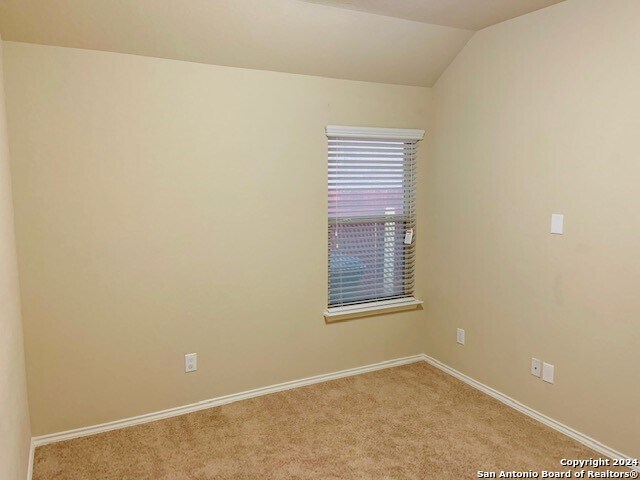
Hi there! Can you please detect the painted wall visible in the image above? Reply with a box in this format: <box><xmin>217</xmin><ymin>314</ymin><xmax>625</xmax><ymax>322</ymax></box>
<box><xmin>2</xmin><ymin>42</ymin><xmax>431</xmax><ymax>435</ymax></box>
<box><xmin>0</xmin><ymin>37</ymin><xmax>32</xmax><ymax>480</ymax></box>
<box><xmin>426</xmin><ymin>0</ymin><xmax>640</xmax><ymax>458</ymax></box>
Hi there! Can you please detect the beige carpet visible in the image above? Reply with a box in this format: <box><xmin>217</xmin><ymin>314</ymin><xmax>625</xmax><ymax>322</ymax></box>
<box><xmin>34</xmin><ymin>362</ymin><xmax>624</xmax><ymax>479</ymax></box>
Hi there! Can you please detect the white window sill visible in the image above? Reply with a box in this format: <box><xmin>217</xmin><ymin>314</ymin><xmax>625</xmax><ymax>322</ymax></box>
<box><xmin>324</xmin><ymin>297</ymin><xmax>423</xmax><ymax>322</ymax></box>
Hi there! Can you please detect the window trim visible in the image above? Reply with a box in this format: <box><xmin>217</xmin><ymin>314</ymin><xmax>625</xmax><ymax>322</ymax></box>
<box><xmin>324</xmin><ymin>297</ymin><xmax>423</xmax><ymax>322</ymax></box>
<box><xmin>325</xmin><ymin>125</ymin><xmax>425</xmax><ymax>321</ymax></box>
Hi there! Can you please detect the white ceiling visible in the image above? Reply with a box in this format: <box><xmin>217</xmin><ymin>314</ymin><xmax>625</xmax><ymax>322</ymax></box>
<box><xmin>302</xmin><ymin>0</ymin><xmax>566</xmax><ymax>30</ymax></box>
<box><xmin>0</xmin><ymin>0</ymin><xmax>563</xmax><ymax>87</ymax></box>
<box><xmin>0</xmin><ymin>0</ymin><xmax>473</xmax><ymax>87</ymax></box>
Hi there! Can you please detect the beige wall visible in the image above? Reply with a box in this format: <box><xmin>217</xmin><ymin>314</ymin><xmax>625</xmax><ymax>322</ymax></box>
<box><xmin>426</xmin><ymin>0</ymin><xmax>640</xmax><ymax>458</ymax></box>
<box><xmin>2</xmin><ymin>42</ymin><xmax>431</xmax><ymax>436</ymax></box>
<box><xmin>0</xmin><ymin>37</ymin><xmax>32</xmax><ymax>480</ymax></box>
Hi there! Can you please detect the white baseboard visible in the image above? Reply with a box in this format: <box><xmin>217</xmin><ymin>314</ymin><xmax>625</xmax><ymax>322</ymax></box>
<box><xmin>421</xmin><ymin>354</ymin><xmax>639</xmax><ymax>473</ymax></box>
<box><xmin>31</xmin><ymin>354</ymin><xmax>425</xmax><ymax>447</ymax></box>
<box><xmin>29</xmin><ymin>353</ymin><xmax>638</xmax><ymax>476</ymax></box>
<box><xmin>26</xmin><ymin>439</ymin><xmax>34</xmax><ymax>480</ymax></box>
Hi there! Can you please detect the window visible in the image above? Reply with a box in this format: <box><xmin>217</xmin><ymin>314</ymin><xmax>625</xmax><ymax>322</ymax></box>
<box><xmin>325</xmin><ymin>125</ymin><xmax>424</xmax><ymax>320</ymax></box>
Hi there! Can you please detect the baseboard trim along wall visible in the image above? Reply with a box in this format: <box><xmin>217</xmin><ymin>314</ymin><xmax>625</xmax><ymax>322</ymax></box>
<box><xmin>420</xmin><ymin>355</ymin><xmax>639</xmax><ymax>473</ymax></box>
<box><xmin>31</xmin><ymin>354</ymin><xmax>425</xmax><ymax>447</ymax></box>
<box><xmin>27</xmin><ymin>439</ymin><xmax>35</xmax><ymax>480</ymax></box>
<box><xmin>29</xmin><ymin>353</ymin><xmax>638</xmax><ymax>476</ymax></box>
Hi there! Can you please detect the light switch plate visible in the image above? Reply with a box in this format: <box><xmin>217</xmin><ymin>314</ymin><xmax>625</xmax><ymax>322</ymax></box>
<box><xmin>551</xmin><ymin>214</ymin><xmax>564</xmax><ymax>235</ymax></box>
<box><xmin>542</xmin><ymin>362</ymin><xmax>555</xmax><ymax>383</ymax></box>
<box><xmin>456</xmin><ymin>328</ymin><xmax>465</xmax><ymax>345</ymax></box>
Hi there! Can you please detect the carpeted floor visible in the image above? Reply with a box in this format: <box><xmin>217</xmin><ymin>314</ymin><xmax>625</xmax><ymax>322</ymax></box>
<box><xmin>34</xmin><ymin>362</ymin><xmax>624</xmax><ymax>479</ymax></box>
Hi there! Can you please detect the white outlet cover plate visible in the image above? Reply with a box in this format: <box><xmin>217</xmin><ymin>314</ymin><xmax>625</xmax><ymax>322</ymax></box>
<box><xmin>185</xmin><ymin>353</ymin><xmax>197</xmax><ymax>373</ymax></box>
<box><xmin>531</xmin><ymin>357</ymin><xmax>542</xmax><ymax>377</ymax></box>
<box><xmin>456</xmin><ymin>328</ymin><xmax>465</xmax><ymax>345</ymax></box>
<box><xmin>542</xmin><ymin>362</ymin><xmax>555</xmax><ymax>383</ymax></box>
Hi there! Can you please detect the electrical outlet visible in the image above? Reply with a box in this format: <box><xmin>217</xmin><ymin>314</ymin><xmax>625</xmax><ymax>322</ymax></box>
<box><xmin>542</xmin><ymin>362</ymin><xmax>555</xmax><ymax>384</ymax></box>
<box><xmin>185</xmin><ymin>353</ymin><xmax>197</xmax><ymax>373</ymax></box>
<box><xmin>531</xmin><ymin>358</ymin><xmax>542</xmax><ymax>377</ymax></box>
<box><xmin>456</xmin><ymin>328</ymin><xmax>465</xmax><ymax>345</ymax></box>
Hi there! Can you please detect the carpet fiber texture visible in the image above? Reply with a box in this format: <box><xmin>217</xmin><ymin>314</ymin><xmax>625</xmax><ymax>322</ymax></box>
<box><xmin>33</xmin><ymin>362</ymin><xmax>622</xmax><ymax>479</ymax></box>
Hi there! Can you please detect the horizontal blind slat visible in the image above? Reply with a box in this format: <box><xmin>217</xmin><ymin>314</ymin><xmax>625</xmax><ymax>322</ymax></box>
<box><xmin>329</xmin><ymin>293</ymin><xmax>415</xmax><ymax>308</ymax></box>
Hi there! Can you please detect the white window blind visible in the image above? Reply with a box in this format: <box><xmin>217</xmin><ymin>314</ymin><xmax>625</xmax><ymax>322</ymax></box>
<box><xmin>326</xmin><ymin>126</ymin><xmax>424</xmax><ymax>310</ymax></box>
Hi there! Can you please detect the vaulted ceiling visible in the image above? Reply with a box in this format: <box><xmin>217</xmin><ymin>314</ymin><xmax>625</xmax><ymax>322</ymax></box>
<box><xmin>0</xmin><ymin>0</ymin><xmax>563</xmax><ymax>87</ymax></box>
<box><xmin>302</xmin><ymin>0</ymin><xmax>566</xmax><ymax>31</ymax></box>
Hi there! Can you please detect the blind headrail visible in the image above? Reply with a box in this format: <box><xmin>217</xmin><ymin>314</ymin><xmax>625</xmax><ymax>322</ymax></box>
<box><xmin>326</xmin><ymin>125</ymin><xmax>425</xmax><ymax>141</ymax></box>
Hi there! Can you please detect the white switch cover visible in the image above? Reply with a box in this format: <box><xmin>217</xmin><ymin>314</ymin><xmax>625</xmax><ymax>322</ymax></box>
<box><xmin>456</xmin><ymin>328</ymin><xmax>465</xmax><ymax>345</ymax></box>
<box><xmin>542</xmin><ymin>362</ymin><xmax>555</xmax><ymax>383</ymax></box>
<box><xmin>551</xmin><ymin>214</ymin><xmax>564</xmax><ymax>235</ymax></box>
<box><xmin>531</xmin><ymin>358</ymin><xmax>542</xmax><ymax>378</ymax></box>
<box><xmin>185</xmin><ymin>353</ymin><xmax>197</xmax><ymax>373</ymax></box>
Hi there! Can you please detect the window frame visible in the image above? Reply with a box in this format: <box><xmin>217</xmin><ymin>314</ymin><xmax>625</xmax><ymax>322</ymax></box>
<box><xmin>324</xmin><ymin>125</ymin><xmax>424</xmax><ymax>321</ymax></box>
